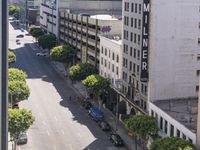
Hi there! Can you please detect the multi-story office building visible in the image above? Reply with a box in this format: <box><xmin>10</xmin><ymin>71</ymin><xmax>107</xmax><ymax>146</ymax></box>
<box><xmin>121</xmin><ymin>0</ymin><xmax>200</xmax><ymax>145</ymax></box>
<box><xmin>26</xmin><ymin>0</ymin><xmax>42</xmax><ymax>25</ymax></box>
<box><xmin>59</xmin><ymin>11</ymin><xmax>122</xmax><ymax>68</ymax></box>
<box><xmin>40</xmin><ymin>0</ymin><xmax>122</xmax><ymax>36</ymax></box>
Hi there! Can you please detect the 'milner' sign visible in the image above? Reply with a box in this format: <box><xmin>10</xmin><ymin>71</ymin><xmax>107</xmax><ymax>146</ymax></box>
<box><xmin>140</xmin><ymin>0</ymin><xmax>150</xmax><ymax>82</ymax></box>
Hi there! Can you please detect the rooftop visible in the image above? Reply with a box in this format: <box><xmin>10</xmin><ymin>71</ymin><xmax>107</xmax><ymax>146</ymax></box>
<box><xmin>90</xmin><ymin>14</ymin><xmax>118</xmax><ymax>20</ymax></box>
<box><xmin>153</xmin><ymin>98</ymin><xmax>198</xmax><ymax>133</ymax></box>
<box><xmin>100</xmin><ymin>34</ymin><xmax>122</xmax><ymax>45</ymax></box>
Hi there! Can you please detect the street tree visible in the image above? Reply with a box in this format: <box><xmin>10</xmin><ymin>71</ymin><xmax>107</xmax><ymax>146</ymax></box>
<box><xmin>8</xmin><ymin>68</ymin><xmax>27</xmax><ymax>83</ymax></box>
<box><xmin>29</xmin><ymin>27</ymin><xmax>44</xmax><ymax>40</ymax></box>
<box><xmin>38</xmin><ymin>34</ymin><xmax>57</xmax><ymax>49</ymax></box>
<box><xmin>69</xmin><ymin>63</ymin><xmax>96</xmax><ymax>81</ymax></box>
<box><xmin>82</xmin><ymin>74</ymin><xmax>110</xmax><ymax>107</ymax></box>
<box><xmin>8</xmin><ymin>5</ymin><xmax>20</xmax><ymax>18</ymax></box>
<box><xmin>150</xmin><ymin>137</ymin><xmax>194</xmax><ymax>150</ymax></box>
<box><xmin>8</xmin><ymin>109</ymin><xmax>35</xmax><ymax>150</ymax></box>
<box><xmin>8</xmin><ymin>49</ymin><xmax>16</xmax><ymax>65</ymax></box>
<box><xmin>8</xmin><ymin>80</ymin><xmax>30</xmax><ymax>104</ymax></box>
<box><xmin>125</xmin><ymin>114</ymin><xmax>159</xmax><ymax>149</ymax></box>
<box><xmin>50</xmin><ymin>45</ymin><xmax>75</xmax><ymax>64</ymax></box>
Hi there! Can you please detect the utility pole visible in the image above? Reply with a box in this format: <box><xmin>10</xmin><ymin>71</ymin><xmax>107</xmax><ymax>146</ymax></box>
<box><xmin>1</xmin><ymin>0</ymin><xmax>8</xmax><ymax>149</ymax></box>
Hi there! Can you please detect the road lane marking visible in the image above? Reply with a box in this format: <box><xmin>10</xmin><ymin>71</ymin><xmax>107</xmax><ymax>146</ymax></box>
<box><xmin>46</xmin><ymin>130</ymin><xmax>50</xmax><ymax>136</ymax></box>
<box><xmin>69</xmin><ymin>144</ymin><xmax>73</xmax><ymax>150</ymax></box>
<box><xmin>61</xmin><ymin>130</ymin><xmax>65</xmax><ymax>135</ymax></box>
<box><xmin>54</xmin><ymin>116</ymin><xmax>58</xmax><ymax>121</ymax></box>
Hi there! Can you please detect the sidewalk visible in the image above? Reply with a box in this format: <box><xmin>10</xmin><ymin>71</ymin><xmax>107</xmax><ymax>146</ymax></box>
<box><xmin>51</xmin><ymin>61</ymin><xmax>141</xmax><ymax>150</ymax></box>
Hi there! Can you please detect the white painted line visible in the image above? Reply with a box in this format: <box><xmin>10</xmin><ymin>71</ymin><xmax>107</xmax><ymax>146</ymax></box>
<box><xmin>54</xmin><ymin>116</ymin><xmax>58</xmax><ymax>121</ymax></box>
<box><xmin>46</xmin><ymin>130</ymin><xmax>50</xmax><ymax>136</ymax></box>
<box><xmin>61</xmin><ymin>130</ymin><xmax>65</xmax><ymax>135</ymax></box>
<box><xmin>69</xmin><ymin>144</ymin><xmax>73</xmax><ymax>150</ymax></box>
<box><xmin>77</xmin><ymin>132</ymin><xmax>82</xmax><ymax>138</ymax></box>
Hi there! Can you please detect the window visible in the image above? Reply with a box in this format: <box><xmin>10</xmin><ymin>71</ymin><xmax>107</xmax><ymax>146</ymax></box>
<box><xmin>109</xmin><ymin>50</ymin><xmax>110</xmax><ymax>58</ymax></box>
<box><xmin>135</xmin><ymin>3</ymin><xmax>137</xmax><ymax>13</ymax></box>
<box><xmin>101</xmin><ymin>47</ymin><xmax>103</xmax><ymax>54</ymax></box>
<box><xmin>101</xmin><ymin>57</ymin><xmax>103</xmax><ymax>65</ymax></box>
<box><xmin>139</xmin><ymin>4</ymin><xmax>141</xmax><ymax>14</ymax></box>
<box><xmin>134</xmin><ymin>33</ymin><xmax>137</xmax><ymax>43</ymax></box>
<box><xmin>198</xmin><ymin>38</ymin><xmax>200</xmax><ymax>44</ymax></box>
<box><xmin>134</xmin><ymin>48</ymin><xmax>136</xmax><ymax>58</ymax></box>
<box><xmin>134</xmin><ymin>18</ymin><xmax>137</xmax><ymax>28</ymax></box>
<box><xmin>105</xmin><ymin>48</ymin><xmax>107</xmax><ymax>56</ymax></box>
<box><xmin>197</xmin><ymin>55</ymin><xmax>200</xmax><ymax>61</ymax></box>
<box><xmin>116</xmin><ymin>67</ymin><xmax>118</xmax><ymax>75</ymax></box>
<box><xmin>164</xmin><ymin>120</ymin><xmax>168</xmax><ymax>134</ymax></box>
<box><xmin>130</xmin><ymin>32</ymin><xmax>133</xmax><ymax>41</ymax></box>
<box><xmin>170</xmin><ymin>124</ymin><xmax>174</xmax><ymax>137</ymax></box>
<box><xmin>131</xmin><ymin>18</ymin><xmax>133</xmax><ymax>27</ymax></box>
<box><xmin>141</xmin><ymin>83</ymin><xmax>144</xmax><ymax>93</ymax></box>
<box><xmin>189</xmin><ymin>138</ymin><xmax>193</xmax><ymax>144</ymax></box>
<box><xmin>138</xmin><ymin>35</ymin><xmax>140</xmax><ymax>45</ymax></box>
<box><xmin>131</xmin><ymin>3</ymin><xmax>134</xmax><ymax>12</ymax></box>
<box><xmin>108</xmin><ymin>62</ymin><xmax>110</xmax><ymax>69</ymax></box>
<box><xmin>112</xmin><ymin>52</ymin><xmax>115</xmax><ymax>60</ymax></box>
<box><xmin>177</xmin><ymin>129</ymin><xmax>180</xmax><ymax>137</ymax></box>
<box><xmin>112</xmin><ymin>64</ymin><xmax>114</xmax><ymax>72</ymax></box>
<box><xmin>138</xmin><ymin>19</ymin><xmax>141</xmax><ymax>29</ymax></box>
<box><xmin>197</xmin><ymin>70</ymin><xmax>200</xmax><ymax>76</ymax></box>
<box><xmin>123</xmin><ymin>58</ymin><xmax>125</xmax><ymax>67</ymax></box>
<box><xmin>137</xmin><ymin>50</ymin><xmax>140</xmax><ymax>60</ymax></box>
<box><xmin>196</xmin><ymin>85</ymin><xmax>199</xmax><ymax>92</ymax></box>
<box><xmin>133</xmin><ymin>63</ymin><xmax>136</xmax><ymax>73</ymax></box>
<box><xmin>160</xmin><ymin>117</ymin><xmax>163</xmax><ymax>130</ymax></box>
<box><xmin>182</xmin><ymin>134</ymin><xmax>186</xmax><ymax>140</ymax></box>
<box><xmin>104</xmin><ymin>59</ymin><xmax>107</xmax><ymax>67</ymax></box>
<box><xmin>151</xmin><ymin>110</ymin><xmax>154</xmax><ymax>116</ymax></box>
<box><xmin>129</xmin><ymin>61</ymin><xmax>132</xmax><ymax>71</ymax></box>
<box><xmin>130</xmin><ymin>47</ymin><xmax>133</xmax><ymax>56</ymax></box>
<box><xmin>116</xmin><ymin>55</ymin><xmax>119</xmax><ymax>62</ymax></box>
<box><xmin>137</xmin><ymin>65</ymin><xmax>139</xmax><ymax>75</ymax></box>
<box><xmin>127</xmin><ymin>16</ymin><xmax>129</xmax><ymax>26</ymax></box>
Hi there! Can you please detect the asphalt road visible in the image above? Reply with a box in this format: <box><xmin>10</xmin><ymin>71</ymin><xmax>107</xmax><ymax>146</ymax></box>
<box><xmin>9</xmin><ymin>22</ymin><xmax>126</xmax><ymax>150</ymax></box>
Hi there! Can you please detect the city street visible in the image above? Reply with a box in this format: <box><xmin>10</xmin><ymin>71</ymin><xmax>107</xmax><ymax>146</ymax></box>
<box><xmin>9</xmin><ymin>22</ymin><xmax>127</xmax><ymax>150</ymax></box>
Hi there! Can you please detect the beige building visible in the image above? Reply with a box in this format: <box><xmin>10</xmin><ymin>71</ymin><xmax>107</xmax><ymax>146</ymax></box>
<box><xmin>59</xmin><ymin>10</ymin><xmax>122</xmax><ymax>68</ymax></box>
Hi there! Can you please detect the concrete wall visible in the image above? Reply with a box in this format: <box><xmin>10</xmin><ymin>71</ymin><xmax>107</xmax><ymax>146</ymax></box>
<box><xmin>149</xmin><ymin>0</ymin><xmax>200</xmax><ymax>101</ymax></box>
<box><xmin>149</xmin><ymin>102</ymin><xmax>196</xmax><ymax>145</ymax></box>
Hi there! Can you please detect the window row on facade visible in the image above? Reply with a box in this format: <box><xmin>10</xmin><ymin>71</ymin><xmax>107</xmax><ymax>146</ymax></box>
<box><xmin>124</xmin><ymin>16</ymin><xmax>141</xmax><ymax>29</ymax></box>
<box><xmin>123</xmin><ymin>44</ymin><xmax>140</xmax><ymax>60</ymax></box>
<box><xmin>124</xmin><ymin>2</ymin><xmax>142</xmax><ymax>14</ymax></box>
<box><xmin>101</xmin><ymin>47</ymin><xmax>119</xmax><ymax>62</ymax></box>
<box><xmin>124</xmin><ymin>30</ymin><xmax>141</xmax><ymax>45</ymax></box>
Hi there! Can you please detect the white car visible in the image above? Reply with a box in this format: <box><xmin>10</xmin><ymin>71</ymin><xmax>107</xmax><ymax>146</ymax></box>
<box><xmin>36</xmin><ymin>53</ymin><xmax>47</xmax><ymax>56</ymax></box>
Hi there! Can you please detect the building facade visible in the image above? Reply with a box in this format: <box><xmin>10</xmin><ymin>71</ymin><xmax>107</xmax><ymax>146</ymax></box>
<box><xmin>59</xmin><ymin>11</ymin><xmax>122</xmax><ymax>68</ymax></box>
<box><xmin>121</xmin><ymin>0</ymin><xmax>200</xmax><ymax>145</ymax></box>
<box><xmin>40</xmin><ymin>0</ymin><xmax>122</xmax><ymax>36</ymax></box>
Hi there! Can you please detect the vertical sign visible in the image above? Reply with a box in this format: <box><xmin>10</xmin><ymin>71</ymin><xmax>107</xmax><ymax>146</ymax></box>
<box><xmin>140</xmin><ymin>0</ymin><xmax>150</xmax><ymax>82</ymax></box>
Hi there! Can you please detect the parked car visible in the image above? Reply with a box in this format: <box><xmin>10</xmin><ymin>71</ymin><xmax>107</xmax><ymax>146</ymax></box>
<box><xmin>82</xmin><ymin>101</ymin><xmax>93</xmax><ymax>110</ymax></box>
<box><xmin>89</xmin><ymin>107</ymin><xmax>104</xmax><ymax>121</ymax></box>
<box><xmin>16</xmin><ymin>42</ymin><xmax>21</xmax><ymax>45</ymax></box>
<box><xmin>16</xmin><ymin>39</ymin><xmax>20</xmax><ymax>42</ymax></box>
<box><xmin>109</xmin><ymin>133</ymin><xmax>123</xmax><ymax>147</ymax></box>
<box><xmin>36</xmin><ymin>53</ymin><xmax>47</xmax><ymax>56</ymax></box>
<box><xmin>16</xmin><ymin>34</ymin><xmax>24</xmax><ymax>38</ymax></box>
<box><xmin>12</xmin><ymin>103</ymin><xmax>19</xmax><ymax>109</ymax></box>
<box><xmin>21</xmin><ymin>28</ymin><xmax>24</xmax><ymax>32</ymax></box>
<box><xmin>17</xmin><ymin>132</ymin><xmax>28</xmax><ymax>145</ymax></box>
<box><xmin>98</xmin><ymin>120</ymin><xmax>111</xmax><ymax>131</ymax></box>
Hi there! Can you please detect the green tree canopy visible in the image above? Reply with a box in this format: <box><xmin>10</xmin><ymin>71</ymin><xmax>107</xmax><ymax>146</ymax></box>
<box><xmin>125</xmin><ymin>114</ymin><xmax>159</xmax><ymax>139</ymax></box>
<box><xmin>150</xmin><ymin>137</ymin><xmax>194</xmax><ymax>150</ymax></box>
<box><xmin>69</xmin><ymin>63</ymin><xmax>96</xmax><ymax>81</ymax></box>
<box><xmin>30</xmin><ymin>27</ymin><xmax>44</xmax><ymax>39</ymax></box>
<box><xmin>38</xmin><ymin>34</ymin><xmax>57</xmax><ymax>49</ymax></box>
<box><xmin>8</xmin><ymin>80</ymin><xmax>30</xmax><ymax>104</ymax></box>
<box><xmin>8</xmin><ymin>68</ymin><xmax>27</xmax><ymax>82</ymax></box>
<box><xmin>8</xmin><ymin>109</ymin><xmax>35</xmax><ymax>149</ymax></box>
<box><xmin>50</xmin><ymin>45</ymin><xmax>75</xmax><ymax>63</ymax></box>
<box><xmin>8</xmin><ymin>49</ymin><xmax>16</xmax><ymax>64</ymax></box>
<box><xmin>9</xmin><ymin>5</ymin><xmax>20</xmax><ymax>18</ymax></box>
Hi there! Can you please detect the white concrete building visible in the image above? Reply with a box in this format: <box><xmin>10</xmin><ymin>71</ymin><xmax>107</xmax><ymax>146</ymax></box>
<box><xmin>40</xmin><ymin>0</ymin><xmax>122</xmax><ymax>36</ymax></box>
<box><xmin>99</xmin><ymin>34</ymin><xmax>122</xmax><ymax>86</ymax></box>
<box><xmin>121</xmin><ymin>0</ymin><xmax>200</xmax><ymax>145</ymax></box>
